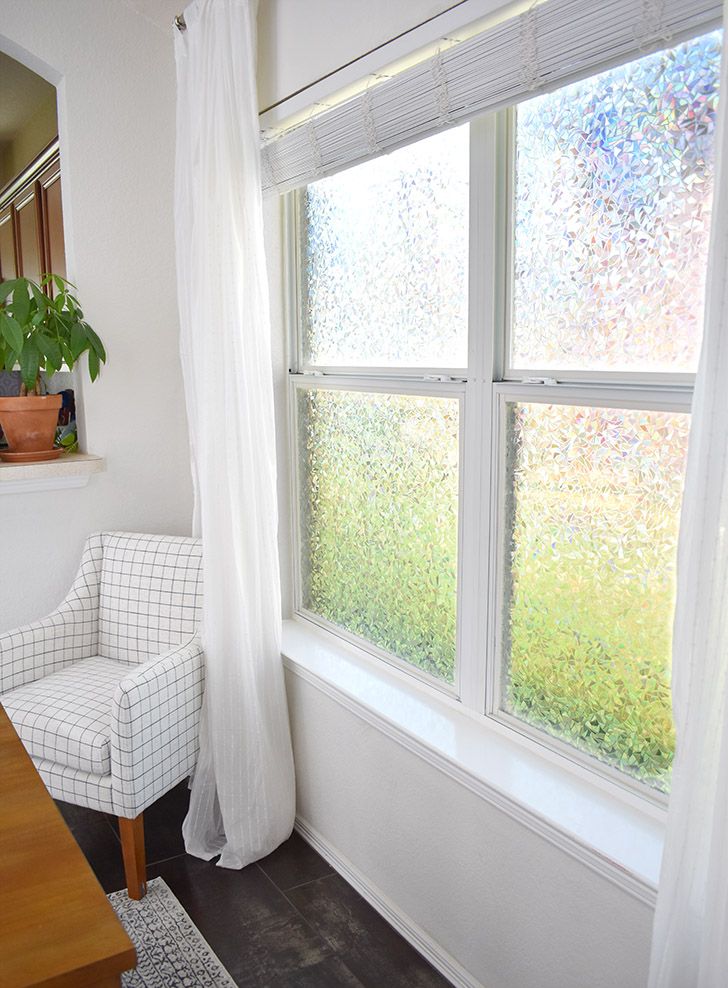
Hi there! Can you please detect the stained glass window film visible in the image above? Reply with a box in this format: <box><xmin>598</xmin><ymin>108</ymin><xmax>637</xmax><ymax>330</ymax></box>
<box><xmin>502</xmin><ymin>401</ymin><xmax>689</xmax><ymax>790</ymax></box>
<box><xmin>297</xmin><ymin>387</ymin><xmax>459</xmax><ymax>683</ymax></box>
<box><xmin>512</xmin><ymin>31</ymin><xmax>721</xmax><ymax>374</ymax></box>
<box><xmin>302</xmin><ymin>126</ymin><xmax>469</xmax><ymax>369</ymax></box>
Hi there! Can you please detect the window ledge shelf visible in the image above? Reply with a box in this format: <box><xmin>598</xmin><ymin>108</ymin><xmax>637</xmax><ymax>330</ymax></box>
<box><xmin>282</xmin><ymin>617</ymin><xmax>664</xmax><ymax>907</ymax></box>
<box><xmin>0</xmin><ymin>453</ymin><xmax>105</xmax><ymax>494</ymax></box>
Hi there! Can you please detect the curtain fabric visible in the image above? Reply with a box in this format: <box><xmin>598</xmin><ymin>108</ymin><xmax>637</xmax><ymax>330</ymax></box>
<box><xmin>174</xmin><ymin>0</ymin><xmax>295</xmax><ymax>869</ymax></box>
<box><xmin>648</xmin><ymin>4</ymin><xmax>728</xmax><ymax>983</ymax></box>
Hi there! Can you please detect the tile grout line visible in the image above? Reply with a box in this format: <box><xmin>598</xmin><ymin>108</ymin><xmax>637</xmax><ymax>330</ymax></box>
<box><xmin>274</xmin><ymin>869</ymin><xmax>337</xmax><ymax>894</ymax></box>
<box><xmin>146</xmin><ymin>849</ymin><xmax>189</xmax><ymax>870</ymax></box>
<box><xmin>255</xmin><ymin>862</ymin><xmax>343</xmax><ymax>956</ymax></box>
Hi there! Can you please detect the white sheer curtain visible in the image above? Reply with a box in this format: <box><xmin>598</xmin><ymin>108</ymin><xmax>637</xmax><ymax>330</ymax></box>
<box><xmin>648</xmin><ymin>6</ymin><xmax>728</xmax><ymax>984</ymax></box>
<box><xmin>174</xmin><ymin>0</ymin><xmax>295</xmax><ymax>869</ymax></box>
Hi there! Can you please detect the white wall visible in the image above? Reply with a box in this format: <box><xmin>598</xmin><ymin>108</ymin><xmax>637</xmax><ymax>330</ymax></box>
<box><xmin>262</xmin><ymin>2</ymin><xmax>655</xmax><ymax>986</ymax></box>
<box><xmin>287</xmin><ymin>674</ymin><xmax>653</xmax><ymax>988</ymax></box>
<box><xmin>257</xmin><ymin>0</ymin><xmax>458</xmax><ymax>111</ymax></box>
<box><xmin>0</xmin><ymin>0</ymin><xmax>193</xmax><ymax>629</ymax></box>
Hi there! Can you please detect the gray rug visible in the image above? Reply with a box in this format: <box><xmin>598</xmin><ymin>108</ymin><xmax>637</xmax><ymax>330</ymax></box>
<box><xmin>109</xmin><ymin>878</ymin><xmax>237</xmax><ymax>987</ymax></box>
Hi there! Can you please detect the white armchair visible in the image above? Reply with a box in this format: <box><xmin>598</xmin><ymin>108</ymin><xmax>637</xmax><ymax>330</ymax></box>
<box><xmin>0</xmin><ymin>532</ymin><xmax>204</xmax><ymax>899</ymax></box>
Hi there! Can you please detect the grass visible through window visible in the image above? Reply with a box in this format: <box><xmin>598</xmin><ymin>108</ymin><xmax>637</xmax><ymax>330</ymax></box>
<box><xmin>503</xmin><ymin>403</ymin><xmax>689</xmax><ymax>791</ymax></box>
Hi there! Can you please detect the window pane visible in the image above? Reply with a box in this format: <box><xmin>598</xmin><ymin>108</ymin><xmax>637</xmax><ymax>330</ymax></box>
<box><xmin>302</xmin><ymin>127</ymin><xmax>469</xmax><ymax>369</ymax></box>
<box><xmin>297</xmin><ymin>387</ymin><xmax>459</xmax><ymax>683</ymax></box>
<box><xmin>512</xmin><ymin>31</ymin><xmax>721</xmax><ymax>374</ymax></box>
<box><xmin>502</xmin><ymin>402</ymin><xmax>689</xmax><ymax>790</ymax></box>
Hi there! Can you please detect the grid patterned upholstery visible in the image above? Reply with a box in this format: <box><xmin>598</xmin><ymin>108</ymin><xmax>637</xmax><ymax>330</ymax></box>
<box><xmin>99</xmin><ymin>533</ymin><xmax>203</xmax><ymax>665</ymax></box>
<box><xmin>3</xmin><ymin>656</ymin><xmax>125</xmax><ymax>774</ymax></box>
<box><xmin>0</xmin><ymin>533</ymin><xmax>102</xmax><ymax>695</ymax></box>
<box><xmin>0</xmin><ymin>532</ymin><xmax>205</xmax><ymax>818</ymax></box>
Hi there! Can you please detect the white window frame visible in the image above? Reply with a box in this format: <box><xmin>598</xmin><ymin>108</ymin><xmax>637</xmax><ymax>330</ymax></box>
<box><xmin>287</xmin><ymin>66</ymin><xmax>701</xmax><ymax>804</ymax></box>
<box><xmin>289</xmin><ymin>374</ymin><xmax>467</xmax><ymax>700</ymax></box>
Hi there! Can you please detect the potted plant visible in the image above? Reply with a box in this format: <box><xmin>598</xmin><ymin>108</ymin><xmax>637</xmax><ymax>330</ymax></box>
<box><xmin>0</xmin><ymin>274</ymin><xmax>106</xmax><ymax>462</ymax></box>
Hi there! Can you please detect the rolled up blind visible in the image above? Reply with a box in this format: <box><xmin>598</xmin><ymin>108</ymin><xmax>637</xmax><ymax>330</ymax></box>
<box><xmin>261</xmin><ymin>0</ymin><xmax>721</xmax><ymax>195</ymax></box>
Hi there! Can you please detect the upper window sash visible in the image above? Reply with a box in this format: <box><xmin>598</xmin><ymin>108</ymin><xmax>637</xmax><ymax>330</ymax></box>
<box><xmin>502</xmin><ymin>29</ymin><xmax>720</xmax><ymax>389</ymax></box>
<box><xmin>295</xmin><ymin>125</ymin><xmax>471</xmax><ymax>378</ymax></box>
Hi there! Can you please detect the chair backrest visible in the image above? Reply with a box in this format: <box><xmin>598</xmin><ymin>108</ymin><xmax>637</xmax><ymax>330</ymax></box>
<box><xmin>98</xmin><ymin>532</ymin><xmax>203</xmax><ymax>664</ymax></box>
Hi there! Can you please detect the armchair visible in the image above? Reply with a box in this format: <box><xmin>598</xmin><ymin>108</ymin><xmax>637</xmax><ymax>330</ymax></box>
<box><xmin>0</xmin><ymin>532</ymin><xmax>204</xmax><ymax>899</ymax></box>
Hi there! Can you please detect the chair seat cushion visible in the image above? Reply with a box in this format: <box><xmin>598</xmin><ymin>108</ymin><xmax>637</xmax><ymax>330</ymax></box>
<box><xmin>1</xmin><ymin>656</ymin><xmax>128</xmax><ymax>775</ymax></box>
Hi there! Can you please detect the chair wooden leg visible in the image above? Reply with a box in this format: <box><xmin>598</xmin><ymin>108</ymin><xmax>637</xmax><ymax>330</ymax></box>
<box><xmin>119</xmin><ymin>813</ymin><xmax>146</xmax><ymax>900</ymax></box>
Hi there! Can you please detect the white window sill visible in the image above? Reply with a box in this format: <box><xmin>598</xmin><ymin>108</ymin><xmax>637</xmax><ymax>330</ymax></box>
<box><xmin>0</xmin><ymin>453</ymin><xmax>105</xmax><ymax>494</ymax></box>
<box><xmin>282</xmin><ymin>617</ymin><xmax>663</xmax><ymax>906</ymax></box>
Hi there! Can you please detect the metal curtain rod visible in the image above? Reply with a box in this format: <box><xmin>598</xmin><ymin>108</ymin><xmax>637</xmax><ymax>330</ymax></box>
<box><xmin>174</xmin><ymin>13</ymin><xmax>186</xmax><ymax>31</ymax></box>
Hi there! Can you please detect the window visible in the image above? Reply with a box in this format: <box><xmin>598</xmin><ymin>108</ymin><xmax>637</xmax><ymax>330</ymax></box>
<box><xmin>290</xmin><ymin>30</ymin><xmax>722</xmax><ymax>794</ymax></box>
<box><xmin>294</xmin><ymin>126</ymin><xmax>468</xmax><ymax>689</ymax></box>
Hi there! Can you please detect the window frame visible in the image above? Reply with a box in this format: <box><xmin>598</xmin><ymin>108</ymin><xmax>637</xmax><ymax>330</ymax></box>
<box><xmin>502</xmin><ymin>103</ymin><xmax>701</xmax><ymax>389</ymax></box>
<box><xmin>287</xmin><ymin>65</ymin><xmax>704</xmax><ymax>803</ymax></box>
<box><xmin>289</xmin><ymin>374</ymin><xmax>467</xmax><ymax>699</ymax></box>
<box><xmin>485</xmin><ymin>383</ymin><xmax>692</xmax><ymax>799</ymax></box>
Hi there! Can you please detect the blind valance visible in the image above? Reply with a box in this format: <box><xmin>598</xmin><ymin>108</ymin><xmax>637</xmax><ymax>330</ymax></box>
<box><xmin>261</xmin><ymin>0</ymin><xmax>721</xmax><ymax>196</ymax></box>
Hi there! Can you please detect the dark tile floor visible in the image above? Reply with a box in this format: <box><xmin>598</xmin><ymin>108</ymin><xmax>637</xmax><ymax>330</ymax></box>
<box><xmin>56</xmin><ymin>784</ymin><xmax>450</xmax><ymax>988</ymax></box>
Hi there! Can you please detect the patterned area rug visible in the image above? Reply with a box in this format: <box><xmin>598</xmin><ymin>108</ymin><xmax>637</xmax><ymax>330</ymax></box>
<box><xmin>109</xmin><ymin>878</ymin><xmax>237</xmax><ymax>987</ymax></box>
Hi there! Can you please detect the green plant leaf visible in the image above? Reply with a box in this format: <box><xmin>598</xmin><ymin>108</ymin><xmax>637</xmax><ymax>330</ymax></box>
<box><xmin>38</xmin><ymin>333</ymin><xmax>63</xmax><ymax>375</ymax></box>
<box><xmin>0</xmin><ymin>279</ymin><xmax>20</xmax><ymax>303</ymax></box>
<box><xmin>0</xmin><ymin>313</ymin><xmax>23</xmax><ymax>354</ymax></box>
<box><xmin>83</xmin><ymin>323</ymin><xmax>106</xmax><ymax>363</ymax></box>
<box><xmin>29</xmin><ymin>281</ymin><xmax>46</xmax><ymax>308</ymax></box>
<box><xmin>87</xmin><ymin>346</ymin><xmax>100</xmax><ymax>382</ymax></box>
<box><xmin>70</xmin><ymin>321</ymin><xmax>86</xmax><ymax>361</ymax></box>
<box><xmin>1</xmin><ymin>274</ymin><xmax>106</xmax><ymax>386</ymax></box>
<box><xmin>20</xmin><ymin>339</ymin><xmax>41</xmax><ymax>392</ymax></box>
<box><xmin>11</xmin><ymin>280</ymin><xmax>30</xmax><ymax>325</ymax></box>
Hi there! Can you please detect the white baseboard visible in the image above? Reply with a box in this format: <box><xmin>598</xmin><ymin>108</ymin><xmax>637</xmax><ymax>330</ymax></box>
<box><xmin>295</xmin><ymin>815</ymin><xmax>486</xmax><ymax>988</ymax></box>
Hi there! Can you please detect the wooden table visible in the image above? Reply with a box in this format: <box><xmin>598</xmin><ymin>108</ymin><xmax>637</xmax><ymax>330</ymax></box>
<box><xmin>0</xmin><ymin>704</ymin><xmax>136</xmax><ymax>987</ymax></box>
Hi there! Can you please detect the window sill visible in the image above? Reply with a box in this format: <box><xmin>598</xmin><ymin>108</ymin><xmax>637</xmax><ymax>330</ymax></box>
<box><xmin>0</xmin><ymin>453</ymin><xmax>106</xmax><ymax>494</ymax></box>
<box><xmin>282</xmin><ymin>617</ymin><xmax>663</xmax><ymax>906</ymax></box>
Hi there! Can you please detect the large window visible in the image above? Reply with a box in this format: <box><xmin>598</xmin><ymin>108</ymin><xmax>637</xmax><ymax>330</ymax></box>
<box><xmin>290</xmin><ymin>30</ymin><xmax>721</xmax><ymax>793</ymax></box>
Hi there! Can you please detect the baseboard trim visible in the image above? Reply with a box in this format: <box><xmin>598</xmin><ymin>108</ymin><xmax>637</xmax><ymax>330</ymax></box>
<box><xmin>295</xmin><ymin>815</ymin><xmax>486</xmax><ymax>988</ymax></box>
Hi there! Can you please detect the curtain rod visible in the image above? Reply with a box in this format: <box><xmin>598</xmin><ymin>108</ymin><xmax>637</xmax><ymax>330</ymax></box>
<box><xmin>174</xmin><ymin>13</ymin><xmax>186</xmax><ymax>31</ymax></box>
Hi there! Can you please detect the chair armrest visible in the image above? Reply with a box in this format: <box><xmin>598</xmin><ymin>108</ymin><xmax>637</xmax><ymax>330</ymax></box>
<box><xmin>0</xmin><ymin>532</ymin><xmax>102</xmax><ymax>695</ymax></box>
<box><xmin>111</xmin><ymin>636</ymin><xmax>205</xmax><ymax>817</ymax></box>
<box><xmin>0</xmin><ymin>600</ymin><xmax>98</xmax><ymax>694</ymax></box>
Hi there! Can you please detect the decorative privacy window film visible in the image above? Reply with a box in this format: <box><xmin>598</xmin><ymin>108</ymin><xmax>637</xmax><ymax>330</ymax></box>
<box><xmin>512</xmin><ymin>31</ymin><xmax>721</xmax><ymax>374</ymax></box>
<box><xmin>502</xmin><ymin>402</ymin><xmax>689</xmax><ymax>790</ymax></box>
<box><xmin>297</xmin><ymin>387</ymin><xmax>459</xmax><ymax>683</ymax></box>
<box><xmin>302</xmin><ymin>127</ymin><xmax>469</xmax><ymax>368</ymax></box>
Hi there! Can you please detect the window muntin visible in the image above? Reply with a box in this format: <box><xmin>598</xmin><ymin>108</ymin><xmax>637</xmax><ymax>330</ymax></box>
<box><xmin>499</xmin><ymin>398</ymin><xmax>689</xmax><ymax>791</ymax></box>
<box><xmin>302</xmin><ymin>126</ymin><xmax>469</xmax><ymax>370</ymax></box>
<box><xmin>511</xmin><ymin>31</ymin><xmax>721</xmax><ymax>376</ymax></box>
<box><xmin>296</xmin><ymin>385</ymin><xmax>460</xmax><ymax>684</ymax></box>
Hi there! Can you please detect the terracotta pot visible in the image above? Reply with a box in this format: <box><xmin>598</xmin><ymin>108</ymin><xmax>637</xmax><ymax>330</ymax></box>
<box><xmin>0</xmin><ymin>394</ymin><xmax>63</xmax><ymax>459</ymax></box>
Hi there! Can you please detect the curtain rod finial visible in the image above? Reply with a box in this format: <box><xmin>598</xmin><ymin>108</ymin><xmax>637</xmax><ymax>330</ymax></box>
<box><xmin>175</xmin><ymin>13</ymin><xmax>187</xmax><ymax>31</ymax></box>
